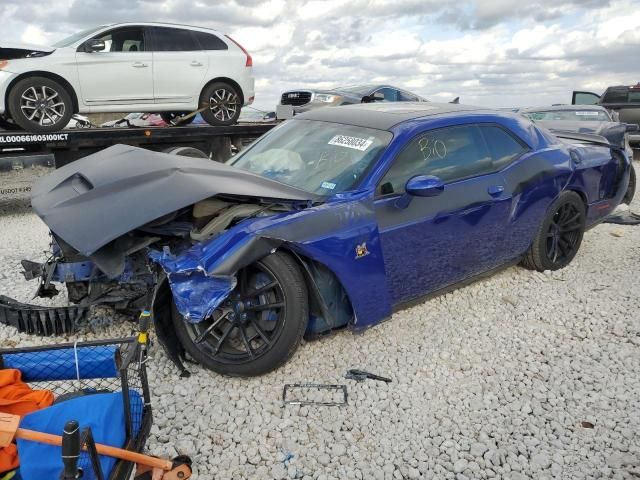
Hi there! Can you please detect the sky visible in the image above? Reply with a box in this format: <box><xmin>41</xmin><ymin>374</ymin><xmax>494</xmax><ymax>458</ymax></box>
<box><xmin>2</xmin><ymin>0</ymin><xmax>639</xmax><ymax>112</ymax></box>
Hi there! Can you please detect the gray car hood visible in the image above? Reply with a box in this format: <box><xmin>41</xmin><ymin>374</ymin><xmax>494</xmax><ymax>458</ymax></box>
<box><xmin>31</xmin><ymin>144</ymin><xmax>317</xmax><ymax>256</ymax></box>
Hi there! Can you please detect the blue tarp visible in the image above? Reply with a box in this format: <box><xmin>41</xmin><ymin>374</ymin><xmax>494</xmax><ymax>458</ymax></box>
<box><xmin>2</xmin><ymin>346</ymin><xmax>118</xmax><ymax>382</ymax></box>
<box><xmin>17</xmin><ymin>391</ymin><xmax>142</xmax><ymax>480</ymax></box>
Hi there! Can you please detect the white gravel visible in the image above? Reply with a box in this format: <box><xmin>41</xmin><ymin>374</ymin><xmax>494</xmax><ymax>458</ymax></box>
<box><xmin>1</xmin><ymin>164</ymin><xmax>640</xmax><ymax>479</ymax></box>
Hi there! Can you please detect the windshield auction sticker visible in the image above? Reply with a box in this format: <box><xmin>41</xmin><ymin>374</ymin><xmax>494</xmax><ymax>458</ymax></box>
<box><xmin>575</xmin><ymin>111</ymin><xmax>600</xmax><ymax>116</ymax></box>
<box><xmin>328</xmin><ymin>135</ymin><xmax>373</xmax><ymax>151</ymax></box>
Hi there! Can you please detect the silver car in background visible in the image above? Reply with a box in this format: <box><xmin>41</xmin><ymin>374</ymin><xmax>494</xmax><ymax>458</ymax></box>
<box><xmin>276</xmin><ymin>84</ymin><xmax>427</xmax><ymax>119</ymax></box>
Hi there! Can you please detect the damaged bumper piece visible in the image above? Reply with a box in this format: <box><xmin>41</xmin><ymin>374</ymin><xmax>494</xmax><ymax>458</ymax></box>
<box><xmin>0</xmin><ymin>295</ymin><xmax>87</xmax><ymax>335</ymax></box>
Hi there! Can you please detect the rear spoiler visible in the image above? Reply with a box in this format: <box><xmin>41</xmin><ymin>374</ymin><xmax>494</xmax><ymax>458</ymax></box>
<box><xmin>550</xmin><ymin>129</ymin><xmax>614</xmax><ymax>149</ymax></box>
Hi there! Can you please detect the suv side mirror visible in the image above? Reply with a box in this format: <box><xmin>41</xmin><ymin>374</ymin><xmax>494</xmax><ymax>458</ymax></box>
<box><xmin>395</xmin><ymin>175</ymin><xmax>445</xmax><ymax>209</ymax></box>
<box><xmin>625</xmin><ymin>123</ymin><xmax>639</xmax><ymax>133</ymax></box>
<box><xmin>84</xmin><ymin>39</ymin><xmax>106</xmax><ymax>53</ymax></box>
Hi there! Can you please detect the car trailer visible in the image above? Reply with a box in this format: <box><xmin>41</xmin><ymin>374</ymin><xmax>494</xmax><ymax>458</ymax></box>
<box><xmin>0</xmin><ymin>122</ymin><xmax>276</xmax><ymax>202</ymax></box>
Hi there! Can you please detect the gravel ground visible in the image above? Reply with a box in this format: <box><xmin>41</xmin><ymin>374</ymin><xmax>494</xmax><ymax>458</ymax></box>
<box><xmin>1</xmin><ymin>165</ymin><xmax>640</xmax><ymax>480</ymax></box>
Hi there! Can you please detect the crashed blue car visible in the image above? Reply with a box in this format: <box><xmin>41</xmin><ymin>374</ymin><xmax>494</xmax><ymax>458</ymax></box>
<box><xmin>2</xmin><ymin>103</ymin><xmax>631</xmax><ymax>376</ymax></box>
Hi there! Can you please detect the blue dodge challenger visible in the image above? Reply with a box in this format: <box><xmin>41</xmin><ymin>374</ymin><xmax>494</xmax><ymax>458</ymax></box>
<box><xmin>2</xmin><ymin>103</ymin><xmax>631</xmax><ymax>376</ymax></box>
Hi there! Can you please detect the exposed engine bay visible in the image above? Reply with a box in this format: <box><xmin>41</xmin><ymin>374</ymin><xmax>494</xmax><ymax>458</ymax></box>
<box><xmin>25</xmin><ymin>194</ymin><xmax>287</xmax><ymax>312</ymax></box>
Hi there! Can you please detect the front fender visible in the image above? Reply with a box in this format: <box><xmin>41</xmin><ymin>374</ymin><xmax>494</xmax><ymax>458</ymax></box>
<box><xmin>149</xmin><ymin>191</ymin><xmax>392</xmax><ymax>328</ymax></box>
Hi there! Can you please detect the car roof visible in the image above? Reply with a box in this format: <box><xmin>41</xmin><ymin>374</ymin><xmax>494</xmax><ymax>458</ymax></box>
<box><xmin>294</xmin><ymin>102</ymin><xmax>483</xmax><ymax>130</ymax></box>
<box><xmin>520</xmin><ymin>105</ymin><xmax>608</xmax><ymax>113</ymax></box>
<box><xmin>97</xmin><ymin>22</ymin><xmax>220</xmax><ymax>33</ymax></box>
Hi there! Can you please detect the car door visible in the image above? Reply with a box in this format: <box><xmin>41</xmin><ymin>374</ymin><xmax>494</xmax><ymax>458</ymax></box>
<box><xmin>147</xmin><ymin>27</ymin><xmax>209</xmax><ymax>106</ymax></box>
<box><xmin>572</xmin><ymin>91</ymin><xmax>601</xmax><ymax>105</ymax></box>
<box><xmin>374</xmin><ymin>124</ymin><xmax>513</xmax><ymax>306</ymax></box>
<box><xmin>75</xmin><ymin>26</ymin><xmax>153</xmax><ymax>105</ymax></box>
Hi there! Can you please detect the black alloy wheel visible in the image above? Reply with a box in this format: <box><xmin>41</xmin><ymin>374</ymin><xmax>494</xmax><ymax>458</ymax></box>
<box><xmin>545</xmin><ymin>202</ymin><xmax>582</xmax><ymax>265</ymax></box>
<box><xmin>172</xmin><ymin>251</ymin><xmax>308</xmax><ymax>376</ymax></box>
<box><xmin>522</xmin><ymin>191</ymin><xmax>586</xmax><ymax>271</ymax></box>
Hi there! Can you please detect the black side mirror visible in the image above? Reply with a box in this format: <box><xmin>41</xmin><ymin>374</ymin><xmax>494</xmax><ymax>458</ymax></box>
<box><xmin>362</xmin><ymin>92</ymin><xmax>385</xmax><ymax>103</ymax></box>
<box><xmin>625</xmin><ymin>123</ymin><xmax>639</xmax><ymax>133</ymax></box>
<box><xmin>84</xmin><ymin>39</ymin><xmax>106</xmax><ymax>53</ymax></box>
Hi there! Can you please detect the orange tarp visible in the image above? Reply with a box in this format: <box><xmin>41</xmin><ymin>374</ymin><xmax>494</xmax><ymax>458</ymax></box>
<box><xmin>0</xmin><ymin>369</ymin><xmax>54</xmax><ymax>473</ymax></box>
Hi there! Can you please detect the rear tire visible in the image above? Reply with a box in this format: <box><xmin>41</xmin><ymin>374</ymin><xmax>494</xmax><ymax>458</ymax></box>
<box><xmin>172</xmin><ymin>251</ymin><xmax>308</xmax><ymax>376</ymax></box>
<box><xmin>160</xmin><ymin>112</ymin><xmax>195</xmax><ymax>126</ymax></box>
<box><xmin>521</xmin><ymin>191</ymin><xmax>586</xmax><ymax>271</ymax></box>
<box><xmin>8</xmin><ymin>76</ymin><xmax>73</xmax><ymax>132</ymax></box>
<box><xmin>199</xmin><ymin>81</ymin><xmax>242</xmax><ymax>126</ymax></box>
<box><xmin>623</xmin><ymin>164</ymin><xmax>636</xmax><ymax>205</ymax></box>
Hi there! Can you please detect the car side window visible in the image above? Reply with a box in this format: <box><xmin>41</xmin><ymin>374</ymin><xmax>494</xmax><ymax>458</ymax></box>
<box><xmin>149</xmin><ymin>27</ymin><xmax>199</xmax><ymax>51</ymax></box>
<box><xmin>192</xmin><ymin>31</ymin><xmax>228</xmax><ymax>50</ymax></box>
<box><xmin>602</xmin><ymin>89</ymin><xmax>628</xmax><ymax>104</ymax></box>
<box><xmin>479</xmin><ymin>125</ymin><xmax>528</xmax><ymax>170</ymax></box>
<box><xmin>398</xmin><ymin>91</ymin><xmax>419</xmax><ymax>102</ymax></box>
<box><xmin>377</xmin><ymin>125</ymin><xmax>493</xmax><ymax>195</ymax></box>
<box><xmin>93</xmin><ymin>28</ymin><xmax>145</xmax><ymax>52</ymax></box>
<box><xmin>375</xmin><ymin>88</ymin><xmax>400</xmax><ymax>102</ymax></box>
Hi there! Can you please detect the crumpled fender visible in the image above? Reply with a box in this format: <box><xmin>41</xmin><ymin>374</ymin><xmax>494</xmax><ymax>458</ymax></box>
<box><xmin>149</xmin><ymin>191</ymin><xmax>392</xmax><ymax>328</ymax></box>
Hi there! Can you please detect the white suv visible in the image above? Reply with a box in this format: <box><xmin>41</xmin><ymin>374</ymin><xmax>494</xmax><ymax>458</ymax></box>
<box><xmin>0</xmin><ymin>22</ymin><xmax>255</xmax><ymax>132</ymax></box>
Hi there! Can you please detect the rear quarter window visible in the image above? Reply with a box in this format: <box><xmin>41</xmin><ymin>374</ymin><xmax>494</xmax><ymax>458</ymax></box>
<box><xmin>192</xmin><ymin>31</ymin><xmax>228</xmax><ymax>50</ymax></box>
<box><xmin>479</xmin><ymin>125</ymin><xmax>528</xmax><ymax>170</ymax></box>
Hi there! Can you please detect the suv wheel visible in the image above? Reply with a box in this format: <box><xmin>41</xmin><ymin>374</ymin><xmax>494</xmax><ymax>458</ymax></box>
<box><xmin>199</xmin><ymin>82</ymin><xmax>242</xmax><ymax>126</ymax></box>
<box><xmin>8</xmin><ymin>76</ymin><xmax>73</xmax><ymax>132</ymax></box>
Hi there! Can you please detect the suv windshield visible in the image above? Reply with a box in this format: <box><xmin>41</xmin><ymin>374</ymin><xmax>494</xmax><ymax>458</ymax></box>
<box><xmin>53</xmin><ymin>26</ymin><xmax>107</xmax><ymax>47</ymax></box>
<box><xmin>524</xmin><ymin>110</ymin><xmax>611</xmax><ymax>122</ymax></box>
<box><xmin>228</xmin><ymin>119</ymin><xmax>392</xmax><ymax>194</ymax></box>
<box><xmin>337</xmin><ymin>85</ymin><xmax>375</xmax><ymax>96</ymax></box>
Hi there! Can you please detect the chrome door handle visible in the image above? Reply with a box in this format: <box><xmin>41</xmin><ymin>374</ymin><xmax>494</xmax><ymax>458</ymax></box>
<box><xmin>132</xmin><ymin>62</ymin><xmax>148</xmax><ymax>68</ymax></box>
<box><xmin>190</xmin><ymin>61</ymin><xmax>203</xmax><ymax>67</ymax></box>
<box><xmin>488</xmin><ymin>185</ymin><xmax>505</xmax><ymax>197</ymax></box>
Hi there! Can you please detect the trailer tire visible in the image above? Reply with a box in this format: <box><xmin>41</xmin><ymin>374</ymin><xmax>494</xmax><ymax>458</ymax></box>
<box><xmin>163</xmin><ymin>146</ymin><xmax>209</xmax><ymax>159</ymax></box>
<box><xmin>199</xmin><ymin>81</ymin><xmax>242</xmax><ymax>126</ymax></box>
<box><xmin>8</xmin><ymin>76</ymin><xmax>73</xmax><ymax>132</ymax></box>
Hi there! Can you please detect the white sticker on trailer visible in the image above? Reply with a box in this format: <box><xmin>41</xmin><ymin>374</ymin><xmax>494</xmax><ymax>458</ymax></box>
<box><xmin>328</xmin><ymin>135</ymin><xmax>374</xmax><ymax>151</ymax></box>
<box><xmin>575</xmin><ymin>111</ymin><xmax>600</xmax><ymax>116</ymax></box>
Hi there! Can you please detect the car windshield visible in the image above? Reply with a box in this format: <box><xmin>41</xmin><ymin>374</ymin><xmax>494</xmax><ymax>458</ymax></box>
<box><xmin>525</xmin><ymin>110</ymin><xmax>611</xmax><ymax>122</ymax></box>
<box><xmin>228</xmin><ymin>119</ymin><xmax>392</xmax><ymax>195</ymax></box>
<box><xmin>337</xmin><ymin>85</ymin><xmax>375</xmax><ymax>96</ymax></box>
<box><xmin>53</xmin><ymin>26</ymin><xmax>107</xmax><ymax>47</ymax></box>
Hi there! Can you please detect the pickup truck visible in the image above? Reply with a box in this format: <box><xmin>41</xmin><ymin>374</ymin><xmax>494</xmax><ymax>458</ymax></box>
<box><xmin>573</xmin><ymin>83</ymin><xmax>640</xmax><ymax>147</ymax></box>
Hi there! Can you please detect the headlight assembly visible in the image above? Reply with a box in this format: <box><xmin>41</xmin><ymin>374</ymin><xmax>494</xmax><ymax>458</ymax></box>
<box><xmin>313</xmin><ymin>93</ymin><xmax>342</xmax><ymax>104</ymax></box>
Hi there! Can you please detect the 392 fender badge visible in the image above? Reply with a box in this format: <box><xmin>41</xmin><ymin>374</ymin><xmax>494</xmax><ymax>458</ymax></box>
<box><xmin>355</xmin><ymin>242</ymin><xmax>370</xmax><ymax>259</ymax></box>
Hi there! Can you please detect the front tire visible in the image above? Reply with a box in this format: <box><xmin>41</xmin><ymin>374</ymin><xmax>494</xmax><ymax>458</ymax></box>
<box><xmin>8</xmin><ymin>76</ymin><xmax>73</xmax><ymax>132</ymax></box>
<box><xmin>522</xmin><ymin>191</ymin><xmax>586</xmax><ymax>272</ymax></box>
<box><xmin>172</xmin><ymin>251</ymin><xmax>308</xmax><ymax>376</ymax></box>
<box><xmin>199</xmin><ymin>81</ymin><xmax>242</xmax><ymax>126</ymax></box>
